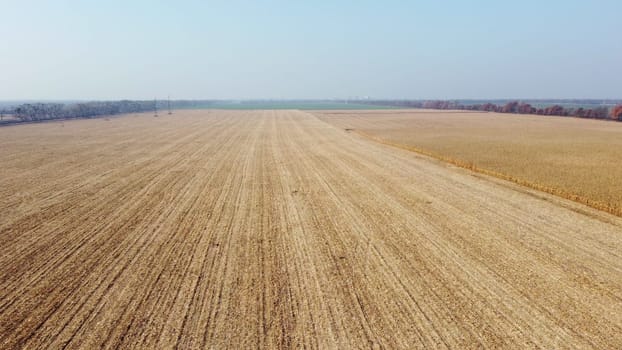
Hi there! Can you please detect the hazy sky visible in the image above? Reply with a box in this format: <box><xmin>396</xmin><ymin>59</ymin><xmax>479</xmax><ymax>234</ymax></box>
<box><xmin>1</xmin><ymin>0</ymin><xmax>620</xmax><ymax>100</ymax></box>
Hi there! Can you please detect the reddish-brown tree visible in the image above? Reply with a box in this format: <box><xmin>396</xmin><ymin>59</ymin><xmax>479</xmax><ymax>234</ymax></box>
<box><xmin>517</xmin><ymin>103</ymin><xmax>535</xmax><ymax>114</ymax></box>
<box><xmin>501</xmin><ymin>101</ymin><xmax>519</xmax><ymax>113</ymax></box>
<box><xmin>481</xmin><ymin>103</ymin><xmax>499</xmax><ymax>112</ymax></box>
<box><xmin>543</xmin><ymin>105</ymin><xmax>567</xmax><ymax>116</ymax></box>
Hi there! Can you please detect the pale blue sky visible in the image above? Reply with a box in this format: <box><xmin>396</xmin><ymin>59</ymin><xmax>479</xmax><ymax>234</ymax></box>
<box><xmin>1</xmin><ymin>0</ymin><xmax>620</xmax><ymax>100</ymax></box>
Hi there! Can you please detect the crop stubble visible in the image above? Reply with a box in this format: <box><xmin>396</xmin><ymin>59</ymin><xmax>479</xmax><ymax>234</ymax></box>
<box><xmin>1</xmin><ymin>110</ymin><xmax>622</xmax><ymax>348</ymax></box>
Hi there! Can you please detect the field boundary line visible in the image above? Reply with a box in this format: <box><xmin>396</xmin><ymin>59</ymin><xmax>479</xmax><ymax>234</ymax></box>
<box><xmin>348</xmin><ymin>129</ymin><xmax>622</xmax><ymax>218</ymax></box>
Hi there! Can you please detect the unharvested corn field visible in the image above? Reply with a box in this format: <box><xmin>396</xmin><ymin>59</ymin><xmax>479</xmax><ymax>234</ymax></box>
<box><xmin>1</xmin><ymin>110</ymin><xmax>622</xmax><ymax>348</ymax></box>
<box><xmin>316</xmin><ymin>109</ymin><xmax>622</xmax><ymax>216</ymax></box>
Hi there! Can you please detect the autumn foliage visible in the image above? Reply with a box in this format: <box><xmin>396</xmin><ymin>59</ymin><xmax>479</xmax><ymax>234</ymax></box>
<box><xmin>362</xmin><ymin>100</ymin><xmax>619</xmax><ymax>121</ymax></box>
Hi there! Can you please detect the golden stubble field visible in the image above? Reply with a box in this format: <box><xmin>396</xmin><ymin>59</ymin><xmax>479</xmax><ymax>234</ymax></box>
<box><xmin>315</xmin><ymin>109</ymin><xmax>622</xmax><ymax>216</ymax></box>
<box><xmin>1</xmin><ymin>110</ymin><xmax>622</xmax><ymax>348</ymax></box>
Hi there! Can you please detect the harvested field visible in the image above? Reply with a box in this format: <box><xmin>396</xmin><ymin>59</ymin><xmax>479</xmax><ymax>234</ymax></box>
<box><xmin>315</xmin><ymin>110</ymin><xmax>622</xmax><ymax>216</ymax></box>
<box><xmin>1</xmin><ymin>110</ymin><xmax>622</xmax><ymax>348</ymax></box>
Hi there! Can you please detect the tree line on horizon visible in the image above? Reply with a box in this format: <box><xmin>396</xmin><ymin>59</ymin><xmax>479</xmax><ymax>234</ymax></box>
<box><xmin>363</xmin><ymin>100</ymin><xmax>622</xmax><ymax>121</ymax></box>
<box><xmin>2</xmin><ymin>99</ymin><xmax>622</xmax><ymax>124</ymax></box>
<box><xmin>4</xmin><ymin>100</ymin><xmax>157</xmax><ymax>123</ymax></box>
<box><xmin>0</xmin><ymin>100</ymin><xmax>221</xmax><ymax>124</ymax></box>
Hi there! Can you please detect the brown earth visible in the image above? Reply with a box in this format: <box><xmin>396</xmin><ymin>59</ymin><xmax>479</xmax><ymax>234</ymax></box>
<box><xmin>1</xmin><ymin>110</ymin><xmax>622</xmax><ymax>349</ymax></box>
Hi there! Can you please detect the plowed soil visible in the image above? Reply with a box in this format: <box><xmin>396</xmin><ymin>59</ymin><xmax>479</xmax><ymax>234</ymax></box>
<box><xmin>1</xmin><ymin>110</ymin><xmax>622</xmax><ymax>349</ymax></box>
